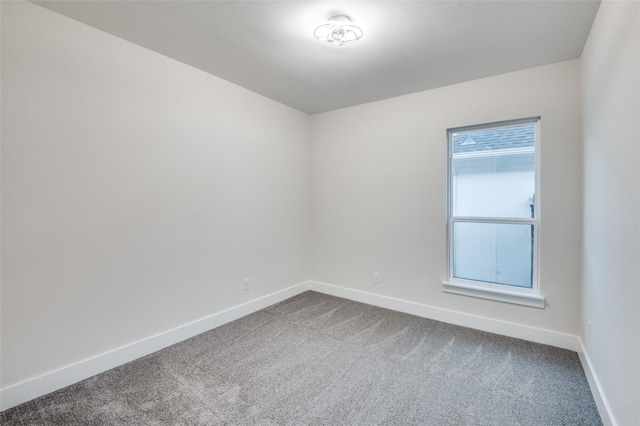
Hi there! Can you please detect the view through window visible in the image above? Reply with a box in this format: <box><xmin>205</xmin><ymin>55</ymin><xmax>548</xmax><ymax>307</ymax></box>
<box><xmin>447</xmin><ymin>118</ymin><xmax>539</xmax><ymax>292</ymax></box>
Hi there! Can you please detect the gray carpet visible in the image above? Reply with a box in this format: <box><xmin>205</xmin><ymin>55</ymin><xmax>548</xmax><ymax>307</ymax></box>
<box><xmin>1</xmin><ymin>291</ymin><xmax>602</xmax><ymax>425</ymax></box>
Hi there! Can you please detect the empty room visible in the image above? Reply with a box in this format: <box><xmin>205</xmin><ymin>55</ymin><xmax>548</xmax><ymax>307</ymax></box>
<box><xmin>1</xmin><ymin>0</ymin><xmax>638</xmax><ymax>425</ymax></box>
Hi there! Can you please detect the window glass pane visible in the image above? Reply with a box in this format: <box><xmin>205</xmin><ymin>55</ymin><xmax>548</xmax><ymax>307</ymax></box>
<box><xmin>451</xmin><ymin>124</ymin><xmax>535</xmax><ymax>218</ymax></box>
<box><xmin>453</xmin><ymin>222</ymin><xmax>533</xmax><ymax>288</ymax></box>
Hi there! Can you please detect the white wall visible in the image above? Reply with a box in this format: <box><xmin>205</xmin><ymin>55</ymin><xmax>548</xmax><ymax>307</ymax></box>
<box><xmin>311</xmin><ymin>60</ymin><xmax>583</xmax><ymax>335</ymax></box>
<box><xmin>5</xmin><ymin>1</ymin><xmax>635</xmax><ymax>421</ymax></box>
<box><xmin>1</xmin><ymin>1</ymin><xmax>310</xmax><ymax>389</ymax></box>
<box><xmin>580</xmin><ymin>1</ymin><xmax>640</xmax><ymax>425</ymax></box>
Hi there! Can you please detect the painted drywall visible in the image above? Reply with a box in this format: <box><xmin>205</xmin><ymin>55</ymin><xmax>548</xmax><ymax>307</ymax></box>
<box><xmin>311</xmin><ymin>59</ymin><xmax>583</xmax><ymax>336</ymax></box>
<box><xmin>580</xmin><ymin>1</ymin><xmax>640</xmax><ymax>425</ymax></box>
<box><xmin>1</xmin><ymin>1</ymin><xmax>310</xmax><ymax>389</ymax></box>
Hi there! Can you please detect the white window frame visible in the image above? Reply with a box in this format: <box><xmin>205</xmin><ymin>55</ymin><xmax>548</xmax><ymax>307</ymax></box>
<box><xmin>442</xmin><ymin>117</ymin><xmax>545</xmax><ymax>309</ymax></box>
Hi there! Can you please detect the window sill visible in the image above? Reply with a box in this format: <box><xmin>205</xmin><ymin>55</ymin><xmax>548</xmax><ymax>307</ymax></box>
<box><xmin>442</xmin><ymin>281</ymin><xmax>545</xmax><ymax>309</ymax></box>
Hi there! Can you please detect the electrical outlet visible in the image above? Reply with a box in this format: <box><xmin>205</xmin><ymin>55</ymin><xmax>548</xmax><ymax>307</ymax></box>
<box><xmin>373</xmin><ymin>273</ymin><xmax>380</xmax><ymax>284</ymax></box>
<box><xmin>244</xmin><ymin>278</ymin><xmax>250</xmax><ymax>291</ymax></box>
<box><xmin>586</xmin><ymin>321</ymin><xmax>592</xmax><ymax>340</ymax></box>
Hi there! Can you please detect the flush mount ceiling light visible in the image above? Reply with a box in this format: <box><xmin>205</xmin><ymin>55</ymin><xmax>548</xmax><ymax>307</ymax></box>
<box><xmin>314</xmin><ymin>15</ymin><xmax>363</xmax><ymax>47</ymax></box>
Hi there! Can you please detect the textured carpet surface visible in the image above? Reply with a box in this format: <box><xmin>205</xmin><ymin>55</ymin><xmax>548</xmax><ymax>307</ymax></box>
<box><xmin>1</xmin><ymin>291</ymin><xmax>602</xmax><ymax>425</ymax></box>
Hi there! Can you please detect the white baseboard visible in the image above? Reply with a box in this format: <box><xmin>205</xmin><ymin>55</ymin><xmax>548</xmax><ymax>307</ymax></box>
<box><xmin>311</xmin><ymin>280</ymin><xmax>611</xmax><ymax>422</ymax></box>
<box><xmin>577</xmin><ymin>339</ymin><xmax>616</xmax><ymax>426</ymax></box>
<box><xmin>2</xmin><ymin>280</ymin><xmax>593</xmax><ymax>414</ymax></box>
<box><xmin>308</xmin><ymin>280</ymin><xmax>580</xmax><ymax>351</ymax></box>
<box><xmin>0</xmin><ymin>281</ymin><xmax>310</xmax><ymax>412</ymax></box>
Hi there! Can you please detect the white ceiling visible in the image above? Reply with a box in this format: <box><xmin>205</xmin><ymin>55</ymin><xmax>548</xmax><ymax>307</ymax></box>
<box><xmin>32</xmin><ymin>1</ymin><xmax>600</xmax><ymax>114</ymax></box>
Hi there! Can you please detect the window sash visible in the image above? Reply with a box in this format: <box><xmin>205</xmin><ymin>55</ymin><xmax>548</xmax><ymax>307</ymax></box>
<box><xmin>447</xmin><ymin>218</ymin><xmax>539</xmax><ymax>294</ymax></box>
<box><xmin>446</xmin><ymin>117</ymin><xmax>541</xmax><ymax>297</ymax></box>
<box><xmin>451</xmin><ymin>217</ymin><xmax>536</xmax><ymax>224</ymax></box>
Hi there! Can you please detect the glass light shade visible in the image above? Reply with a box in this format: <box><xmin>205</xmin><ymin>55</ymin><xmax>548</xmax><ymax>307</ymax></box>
<box><xmin>314</xmin><ymin>16</ymin><xmax>363</xmax><ymax>46</ymax></box>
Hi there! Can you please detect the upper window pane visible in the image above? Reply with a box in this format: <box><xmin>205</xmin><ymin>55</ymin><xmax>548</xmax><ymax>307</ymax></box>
<box><xmin>451</xmin><ymin>123</ymin><xmax>535</xmax><ymax>219</ymax></box>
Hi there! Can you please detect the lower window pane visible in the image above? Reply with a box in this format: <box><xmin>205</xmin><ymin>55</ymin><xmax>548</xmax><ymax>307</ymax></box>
<box><xmin>453</xmin><ymin>222</ymin><xmax>533</xmax><ymax>288</ymax></box>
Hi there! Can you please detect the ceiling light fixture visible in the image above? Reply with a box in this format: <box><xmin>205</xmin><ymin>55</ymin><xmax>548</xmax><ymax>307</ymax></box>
<box><xmin>314</xmin><ymin>15</ymin><xmax>363</xmax><ymax>47</ymax></box>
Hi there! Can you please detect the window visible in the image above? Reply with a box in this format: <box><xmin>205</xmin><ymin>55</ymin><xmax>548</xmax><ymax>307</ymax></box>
<box><xmin>443</xmin><ymin>117</ymin><xmax>544</xmax><ymax>308</ymax></box>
